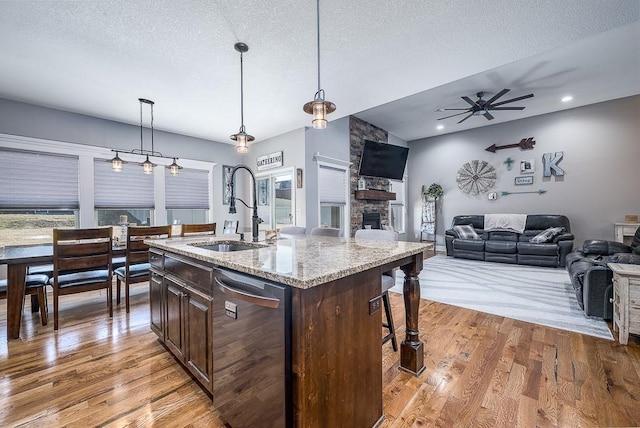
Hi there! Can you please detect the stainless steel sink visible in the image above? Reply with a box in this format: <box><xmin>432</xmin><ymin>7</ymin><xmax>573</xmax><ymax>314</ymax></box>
<box><xmin>191</xmin><ymin>241</ymin><xmax>263</xmax><ymax>252</ymax></box>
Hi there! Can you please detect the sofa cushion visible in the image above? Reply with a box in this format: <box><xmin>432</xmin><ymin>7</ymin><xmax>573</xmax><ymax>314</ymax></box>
<box><xmin>453</xmin><ymin>225</ymin><xmax>480</xmax><ymax>239</ymax></box>
<box><xmin>453</xmin><ymin>239</ymin><xmax>485</xmax><ymax>252</ymax></box>
<box><xmin>517</xmin><ymin>242</ymin><xmax>559</xmax><ymax>256</ymax></box>
<box><xmin>487</xmin><ymin>231</ymin><xmax>518</xmax><ymax>242</ymax></box>
<box><xmin>529</xmin><ymin>227</ymin><xmax>565</xmax><ymax>244</ymax></box>
<box><xmin>485</xmin><ymin>241</ymin><xmax>517</xmax><ymax>254</ymax></box>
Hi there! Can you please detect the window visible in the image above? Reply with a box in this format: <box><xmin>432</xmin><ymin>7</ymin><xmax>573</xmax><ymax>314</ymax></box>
<box><xmin>0</xmin><ymin>149</ymin><xmax>78</xmax><ymax>245</ymax></box>
<box><xmin>318</xmin><ymin>163</ymin><xmax>348</xmax><ymax>232</ymax></box>
<box><xmin>389</xmin><ymin>178</ymin><xmax>406</xmax><ymax>233</ymax></box>
<box><xmin>256</xmin><ymin>168</ymin><xmax>295</xmax><ymax>231</ymax></box>
<box><xmin>165</xmin><ymin>167</ymin><xmax>210</xmax><ymax>225</ymax></box>
<box><xmin>94</xmin><ymin>159</ymin><xmax>153</xmax><ymax>226</ymax></box>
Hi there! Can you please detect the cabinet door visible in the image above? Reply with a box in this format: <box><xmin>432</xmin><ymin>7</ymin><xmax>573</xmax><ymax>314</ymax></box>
<box><xmin>149</xmin><ymin>271</ymin><xmax>164</xmax><ymax>339</ymax></box>
<box><xmin>165</xmin><ymin>278</ymin><xmax>185</xmax><ymax>361</ymax></box>
<box><xmin>184</xmin><ymin>286</ymin><xmax>213</xmax><ymax>392</ymax></box>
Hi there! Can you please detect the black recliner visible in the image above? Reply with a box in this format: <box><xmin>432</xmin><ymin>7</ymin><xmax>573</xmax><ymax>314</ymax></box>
<box><xmin>566</xmin><ymin>227</ymin><xmax>640</xmax><ymax>319</ymax></box>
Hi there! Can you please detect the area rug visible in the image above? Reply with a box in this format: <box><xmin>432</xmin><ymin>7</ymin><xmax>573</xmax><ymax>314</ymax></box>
<box><xmin>390</xmin><ymin>255</ymin><xmax>613</xmax><ymax>340</ymax></box>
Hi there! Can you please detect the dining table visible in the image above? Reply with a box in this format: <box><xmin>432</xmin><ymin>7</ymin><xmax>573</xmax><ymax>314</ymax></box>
<box><xmin>1</xmin><ymin>244</ymin><xmax>125</xmax><ymax>340</ymax></box>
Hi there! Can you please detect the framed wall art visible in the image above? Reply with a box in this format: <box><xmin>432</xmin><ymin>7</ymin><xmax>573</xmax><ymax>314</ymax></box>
<box><xmin>520</xmin><ymin>159</ymin><xmax>534</xmax><ymax>174</ymax></box>
<box><xmin>515</xmin><ymin>176</ymin><xmax>534</xmax><ymax>185</ymax></box>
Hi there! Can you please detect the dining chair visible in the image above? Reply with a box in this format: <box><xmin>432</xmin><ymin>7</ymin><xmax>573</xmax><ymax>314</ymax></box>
<box><xmin>115</xmin><ymin>225</ymin><xmax>172</xmax><ymax>313</ymax></box>
<box><xmin>310</xmin><ymin>227</ymin><xmax>342</xmax><ymax>237</ymax></box>
<box><xmin>180</xmin><ymin>222</ymin><xmax>217</xmax><ymax>237</ymax></box>
<box><xmin>0</xmin><ymin>274</ymin><xmax>50</xmax><ymax>326</ymax></box>
<box><xmin>222</xmin><ymin>220</ymin><xmax>239</xmax><ymax>234</ymax></box>
<box><xmin>51</xmin><ymin>227</ymin><xmax>113</xmax><ymax>330</ymax></box>
<box><xmin>354</xmin><ymin>228</ymin><xmax>399</xmax><ymax>351</ymax></box>
<box><xmin>279</xmin><ymin>226</ymin><xmax>306</xmax><ymax>237</ymax></box>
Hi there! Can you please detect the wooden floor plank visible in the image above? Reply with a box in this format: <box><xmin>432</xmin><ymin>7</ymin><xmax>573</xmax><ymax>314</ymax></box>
<box><xmin>1</xmin><ymin>281</ymin><xmax>640</xmax><ymax>426</ymax></box>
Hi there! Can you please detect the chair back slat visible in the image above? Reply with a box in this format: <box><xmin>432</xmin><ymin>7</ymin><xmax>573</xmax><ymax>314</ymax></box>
<box><xmin>128</xmin><ymin>252</ymin><xmax>149</xmax><ymax>264</ymax></box>
<box><xmin>57</xmin><ymin>241</ymin><xmax>111</xmax><ymax>257</ymax></box>
<box><xmin>58</xmin><ymin>253</ymin><xmax>110</xmax><ymax>273</ymax></box>
<box><xmin>181</xmin><ymin>222</ymin><xmax>216</xmax><ymax>237</ymax></box>
<box><xmin>55</xmin><ymin>227</ymin><xmax>112</xmax><ymax>241</ymax></box>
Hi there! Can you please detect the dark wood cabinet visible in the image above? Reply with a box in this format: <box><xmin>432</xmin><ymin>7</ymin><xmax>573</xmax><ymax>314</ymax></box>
<box><xmin>184</xmin><ymin>286</ymin><xmax>213</xmax><ymax>390</ymax></box>
<box><xmin>149</xmin><ymin>270</ymin><xmax>164</xmax><ymax>339</ymax></box>
<box><xmin>150</xmin><ymin>253</ymin><xmax>214</xmax><ymax>394</ymax></box>
<box><xmin>164</xmin><ymin>277</ymin><xmax>186</xmax><ymax>361</ymax></box>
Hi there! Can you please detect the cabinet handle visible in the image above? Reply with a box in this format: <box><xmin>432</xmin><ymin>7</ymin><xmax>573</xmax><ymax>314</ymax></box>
<box><xmin>610</xmin><ymin>298</ymin><xmax>614</xmax><ymax>303</ymax></box>
<box><xmin>214</xmin><ymin>277</ymin><xmax>280</xmax><ymax>309</ymax></box>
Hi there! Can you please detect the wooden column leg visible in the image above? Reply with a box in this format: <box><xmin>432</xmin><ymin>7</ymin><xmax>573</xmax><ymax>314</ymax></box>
<box><xmin>399</xmin><ymin>253</ymin><xmax>425</xmax><ymax>376</ymax></box>
<box><xmin>30</xmin><ymin>294</ymin><xmax>40</xmax><ymax>313</ymax></box>
<box><xmin>7</xmin><ymin>263</ymin><xmax>28</xmax><ymax>340</ymax></box>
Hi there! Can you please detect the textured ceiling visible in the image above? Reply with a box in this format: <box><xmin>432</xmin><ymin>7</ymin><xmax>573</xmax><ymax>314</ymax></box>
<box><xmin>0</xmin><ymin>0</ymin><xmax>638</xmax><ymax>145</ymax></box>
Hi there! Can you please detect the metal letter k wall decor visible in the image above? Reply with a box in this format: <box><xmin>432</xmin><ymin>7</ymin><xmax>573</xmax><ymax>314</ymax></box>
<box><xmin>542</xmin><ymin>151</ymin><xmax>565</xmax><ymax>176</ymax></box>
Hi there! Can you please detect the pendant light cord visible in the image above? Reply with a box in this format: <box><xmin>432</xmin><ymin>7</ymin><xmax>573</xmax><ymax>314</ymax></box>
<box><xmin>139</xmin><ymin>99</ymin><xmax>155</xmax><ymax>152</ymax></box>
<box><xmin>316</xmin><ymin>0</ymin><xmax>321</xmax><ymax>94</ymax></box>
<box><xmin>240</xmin><ymin>50</ymin><xmax>245</xmax><ymax>130</ymax></box>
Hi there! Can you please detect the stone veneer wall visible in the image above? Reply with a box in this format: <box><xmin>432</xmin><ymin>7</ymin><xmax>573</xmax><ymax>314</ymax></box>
<box><xmin>349</xmin><ymin>116</ymin><xmax>391</xmax><ymax>237</ymax></box>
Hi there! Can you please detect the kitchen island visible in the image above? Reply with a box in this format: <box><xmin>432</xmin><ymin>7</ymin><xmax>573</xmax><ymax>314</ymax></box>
<box><xmin>146</xmin><ymin>234</ymin><xmax>429</xmax><ymax>427</ymax></box>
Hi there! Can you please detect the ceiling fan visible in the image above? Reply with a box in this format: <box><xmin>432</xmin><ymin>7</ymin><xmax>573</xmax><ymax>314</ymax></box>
<box><xmin>437</xmin><ymin>89</ymin><xmax>534</xmax><ymax>124</ymax></box>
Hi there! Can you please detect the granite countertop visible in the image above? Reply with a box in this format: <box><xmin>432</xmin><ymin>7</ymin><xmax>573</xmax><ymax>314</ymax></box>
<box><xmin>145</xmin><ymin>234</ymin><xmax>431</xmax><ymax>289</ymax></box>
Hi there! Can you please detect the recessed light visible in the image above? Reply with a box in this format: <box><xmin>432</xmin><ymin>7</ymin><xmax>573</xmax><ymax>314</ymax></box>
<box><xmin>561</xmin><ymin>95</ymin><xmax>573</xmax><ymax>103</ymax></box>
<box><xmin>436</xmin><ymin>124</ymin><xmax>444</xmax><ymax>130</ymax></box>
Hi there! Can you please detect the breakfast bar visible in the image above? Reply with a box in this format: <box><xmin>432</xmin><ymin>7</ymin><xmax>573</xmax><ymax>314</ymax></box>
<box><xmin>146</xmin><ymin>234</ymin><xmax>429</xmax><ymax>427</ymax></box>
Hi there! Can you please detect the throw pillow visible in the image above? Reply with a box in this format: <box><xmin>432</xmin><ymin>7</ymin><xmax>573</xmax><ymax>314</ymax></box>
<box><xmin>529</xmin><ymin>227</ymin><xmax>564</xmax><ymax>244</ymax></box>
<box><xmin>453</xmin><ymin>224</ymin><xmax>480</xmax><ymax>240</ymax></box>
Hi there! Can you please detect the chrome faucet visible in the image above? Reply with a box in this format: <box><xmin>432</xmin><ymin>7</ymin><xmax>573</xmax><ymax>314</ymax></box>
<box><xmin>228</xmin><ymin>164</ymin><xmax>263</xmax><ymax>243</ymax></box>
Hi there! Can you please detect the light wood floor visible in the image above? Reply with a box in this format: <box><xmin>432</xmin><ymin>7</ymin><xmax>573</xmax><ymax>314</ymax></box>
<box><xmin>1</xmin><ymin>283</ymin><xmax>639</xmax><ymax>427</ymax></box>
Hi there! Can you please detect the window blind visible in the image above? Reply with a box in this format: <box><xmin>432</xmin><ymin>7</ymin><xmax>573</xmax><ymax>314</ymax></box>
<box><xmin>165</xmin><ymin>168</ymin><xmax>210</xmax><ymax>209</ymax></box>
<box><xmin>318</xmin><ymin>165</ymin><xmax>347</xmax><ymax>205</ymax></box>
<box><xmin>0</xmin><ymin>149</ymin><xmax>79</xmax><ymax>209</ymax></box>
<box><xmin>94</xmin><ymin>159</ymin><xmax>154</xmax><ymax>208</ymax></box>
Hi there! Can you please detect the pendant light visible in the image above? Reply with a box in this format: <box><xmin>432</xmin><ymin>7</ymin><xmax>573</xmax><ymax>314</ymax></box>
<box><xmin>108</xmin><ymin>98</ymin><xmax>182</xmax><ymax>175</ymax></box>
<box><xmin>303</xmin><ymin>0</ymin><xmax>335</xmax><ymax>129</ymax></box>
<box><xmin>169</xmin><ymin>158</ymin><xmax>183</xmax><ymax>176</ymax></box>
<box><xmin>110</xmin><ymin>151</ymin><xmax>126</xmax><ymax>171</ymax></box>
<box><xmin>230</xmin><ymin>42</ymin><xmax>254</xmax><ymax>153</ymax></box>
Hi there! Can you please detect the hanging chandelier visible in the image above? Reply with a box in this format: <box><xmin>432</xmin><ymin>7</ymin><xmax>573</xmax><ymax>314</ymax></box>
<box><xmin>230</xmin><ymin>42</ymin><xmax>254</xmax><ymax>153</ymax></box>
<box><xmin>109</xmin><ymin>98</ymin><xmax>182</xmax><ymax>175</ymax></box>
<box><xmin>303</xmin><ymin>0</ymin><xmax>335</xmax><ymax>129</ymax></box>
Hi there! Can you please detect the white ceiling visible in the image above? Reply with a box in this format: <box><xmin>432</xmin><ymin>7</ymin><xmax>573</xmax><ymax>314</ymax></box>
<box><xmin>0</xmin><ymin>1</ymin><xmax>638</xmax><ymax>145</ymax></box>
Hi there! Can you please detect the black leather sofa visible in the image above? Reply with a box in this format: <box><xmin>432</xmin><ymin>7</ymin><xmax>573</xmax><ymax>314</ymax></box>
<box><xmin>445</xmin><ymin>214</ymin><xmax>574</xmax><ymax>268</ymax></box>
<box><xmin>565</xmin><ymin>227</ymin><xmax>640</xmax><ymax>319</ymax></box>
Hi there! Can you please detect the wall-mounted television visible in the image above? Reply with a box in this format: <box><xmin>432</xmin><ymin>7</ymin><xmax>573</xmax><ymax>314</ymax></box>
<box><xmin>358</xmin><ymin>140</ymin><xmax>409</xmax><ymax>180</ymax></box>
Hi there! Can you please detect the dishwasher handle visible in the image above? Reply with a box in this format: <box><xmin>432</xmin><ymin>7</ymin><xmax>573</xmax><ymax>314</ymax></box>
<box><xmin>215</xmin><ymin>277</ymin><xmax>281</xmax><ymax>309</ymax></box>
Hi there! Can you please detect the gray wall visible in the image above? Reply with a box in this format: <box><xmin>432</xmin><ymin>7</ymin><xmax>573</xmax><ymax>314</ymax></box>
<box><xmin>303</xmin><ymin>116</ymin><xmax>350</xmax><ymax>230</ymax></box>
<box><xmin>0</xmin><ymin>98</ymin><xmax>245</xmax><ymax>229</ymax></box>
<box><xmin>407</xmin><ymin>95</ymin><xmax>640</xmax><ymax>247</ymax></box>
<box><xmin>249</xmin><ymin>128</ymin><xmax>306</xmax><ymax>226</ymax></box>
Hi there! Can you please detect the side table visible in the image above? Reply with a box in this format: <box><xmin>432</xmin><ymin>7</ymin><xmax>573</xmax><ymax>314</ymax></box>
<box><xmin>608</xmin><ymin>263</ymin><xmax>640</xmax><ymax>345</ymax></box>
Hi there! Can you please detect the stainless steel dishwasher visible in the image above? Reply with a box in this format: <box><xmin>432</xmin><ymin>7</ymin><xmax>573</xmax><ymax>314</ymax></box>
<box><xmin>212</xmin><ymin>267</ymin><xmax>291</xmax><ymax>428</ymax></box>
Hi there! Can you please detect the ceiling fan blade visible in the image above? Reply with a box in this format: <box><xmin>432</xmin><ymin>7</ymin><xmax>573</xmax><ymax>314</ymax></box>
<box><xmin>491</xmin><ymin>93</ymin><xmax>534</xmax><ymax>107</ymax></box>
<box><xmin>487</xmin><ymin>106</ymin><xmax>526</xmax><ymax>111</ymax></box>
<box><xmin>457</xmin><ymin>113</ymin><xmax>474</xmax><ymax>124</ymax></box>
<box><xmin>438</xmin><ymin>111</ymin><xmax>471</xmax><ymax>120</ymax></box>
<box><xmin>483</xmin><ymin>89</ymin><xmax>510</xmax><ymax>106</ymax></box>
<box><xmin>438</xmin><ymin>108</ymin><xmax>471</xmax><ymax>111</ymax></box>
<box><xmin>483</xmin><ymin>112</ymin><xmax>495</xmax><ymax>120</ymax></box>
<box><xmin>461</xmin><ymin>96</ymin><xmax>478</xmax><ymax>107</ymax></box>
